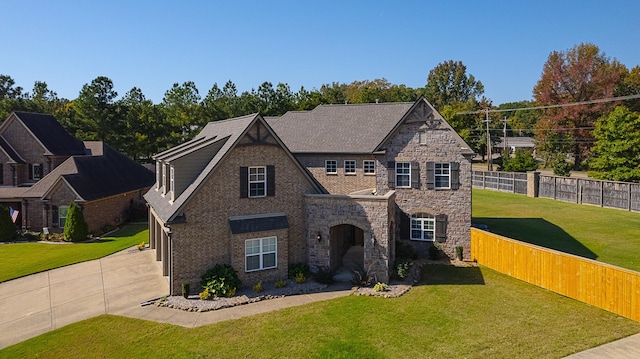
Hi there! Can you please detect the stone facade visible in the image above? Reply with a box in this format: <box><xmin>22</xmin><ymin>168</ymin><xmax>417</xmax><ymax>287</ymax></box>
<box><xmin>305</xmin><ymin>191</ymin><xmax>396</xmax><ymax>283</ymax></box>
<box><xmin>375</xmin><ymin>115</ymin><xmax>472</xmax><ymax>259</ymax></box>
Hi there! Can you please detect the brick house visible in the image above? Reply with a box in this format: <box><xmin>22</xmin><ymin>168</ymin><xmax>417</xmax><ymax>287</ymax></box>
<box><xmin>0</xmin><ymin>111</ymin><xmax>154</xmax><ymax>233</ymax></box>
<box><xmin>145</xmin><ymin>98</ymin><xmax>474</xmax><ymax>295</ymax></box>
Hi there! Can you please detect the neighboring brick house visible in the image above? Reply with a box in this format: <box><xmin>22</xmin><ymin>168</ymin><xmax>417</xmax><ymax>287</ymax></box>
<box><xmin>146</xmin><ymin>98</ymin><xmax>474</xmax><ymax>295</ymax></box>
<box><xmin>0</xmin><ymin>111</ymin><xmax>154</xmax><ymax>233</ymax></box>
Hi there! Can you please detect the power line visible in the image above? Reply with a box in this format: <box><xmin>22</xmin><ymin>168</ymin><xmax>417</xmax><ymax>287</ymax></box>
<box><xmin>456</xmin><ymin>94</ymin><xmax>640</xmax><ymax>115</ymax></box>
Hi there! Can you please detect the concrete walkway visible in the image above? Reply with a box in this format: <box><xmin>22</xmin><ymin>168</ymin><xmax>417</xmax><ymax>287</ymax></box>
<box><xmin>1</xmin><ymin>246</ymin><xmax>640</xmax><ymax>358</ymax></box>
<box><xmin>0</xmin><ymin>247</ymin><xmax>351</xmax><ymax>349</ymax></box>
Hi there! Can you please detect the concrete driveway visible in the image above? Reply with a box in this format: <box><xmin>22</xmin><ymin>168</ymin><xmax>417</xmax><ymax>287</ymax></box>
<box><xmin>0</xmin><ymin>247</ymin><xmax>168</xmax><ymax>349</ymax></box>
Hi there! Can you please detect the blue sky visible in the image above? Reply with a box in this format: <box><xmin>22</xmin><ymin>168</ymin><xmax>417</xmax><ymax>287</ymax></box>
<box><xmin>1</xmin><ymin>0</ymin><xmax>638</xmax><ymax>106</ymax></box>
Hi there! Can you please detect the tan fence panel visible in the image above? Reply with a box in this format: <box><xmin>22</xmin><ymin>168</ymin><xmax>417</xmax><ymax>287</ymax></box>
<box><xmin>471</xmin><ymin>228</ymin><xmax>640</xmax><ymax>322</ymax></box>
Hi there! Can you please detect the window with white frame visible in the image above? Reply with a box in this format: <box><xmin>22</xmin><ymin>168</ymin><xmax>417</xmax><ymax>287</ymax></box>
<box><xmin>435</xmin><ymin>162</ymin><xmax>451</xmax><ymax>189</ymax></box>
<box><xmin>249</xmin><ymin>166</ymin><xmax>266</xmax><ymax>197</ymax></box>
<box><xmin>161</xmin><ymin>164</ymin><xmax>166</xmax><ymax>193</ymax></box>
<box><xmin>344</xmin><ymin>160</ymin><xmax>356</xmax><ymax>175</ymax></box>
<box><xmin>32</xmin><ymin>164</ymin><xmax>43</xmax><ymax>180</ymax></box>
<box><xmin>325</xmin><ymin>160</ymin><xmax>337</xmax><ymax>174</ymax></box>
<box><xmin>363</xmin><ymin>160</ymin><xmax>375</xmax><ymax>174</ymax></box>
<box><xmin>59</xmin><ymin>206</ymin><xmax>69</xmax><ymax>229</ymax></box>
<box><xmin>169</xmin><ymin>165</ymin><xmax>175</xmax><ymax>193</ymax></box>
<box><xmin>411</xmin><ymin>213</ymin><xmax>435</xmax><ymax>241</ymax></box>
<box><xmin>155</xmin><ymin>162</ymin><xmax>161</xmax><ymax>189</ymax></box>
<box><xmin>245</xmin><ymin>236</ymin><xmax>277</xmax><ymax>271</ymax></box>
<box><xmin>395</xmin><ymin>162</ymin><xmax>411</xmax><ymax>188</ymax></box>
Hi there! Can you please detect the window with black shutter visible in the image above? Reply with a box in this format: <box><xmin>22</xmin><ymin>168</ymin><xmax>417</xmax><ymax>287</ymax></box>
<box><xmin>266</xmin><ymin>165</ymin><xmax>275</xmax><ymax>196</ymax></box>
<box><xmin>411</xmin><ymin>161</ymin><xmax>420</xmax><ymax>188</ymax></box>
<box><xmin>240</xmin><ymin>167</ymin><xmax>248</xmax><ymax>198</ymax></box>
<box><xmin>387</xmin><ymin>161</ymin><xmax>395</xmax><ymax>189</ymax></box>
<box><xmin>450</xmin><ymin>162</ymin><xmax>460</xmax><ymax>190</ymax></box>
<box><xmin>435</xmin><ymin>214</ymin><xmax>447</xmax><ymax>242</ymax></box>
<box><xmin>426</xmin><ymin>162</ymin><xmax>435</xmax><ymax>189</ymax></box>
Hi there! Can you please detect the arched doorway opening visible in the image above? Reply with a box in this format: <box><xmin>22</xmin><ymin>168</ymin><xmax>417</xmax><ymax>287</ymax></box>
<box><xmin>329</xmin><ymin>224</ymin><xmax>364</xmax><ymax>273</ymax></box>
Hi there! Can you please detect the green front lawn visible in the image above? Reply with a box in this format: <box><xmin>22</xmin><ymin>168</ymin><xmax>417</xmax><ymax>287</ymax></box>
<box><xmin>0</xmin><ymin>224</ymin><xmax>148</xmax><ymax>283</ymax></box>
<box><xmin>473</xmin><ymin>189</ymin><xmax>640</xmax><ymax>271</ymax></box>
<box><xmin>2</xmin><ymin>265</ymin><xmax>639</xmax><ymax>358</ymax></box>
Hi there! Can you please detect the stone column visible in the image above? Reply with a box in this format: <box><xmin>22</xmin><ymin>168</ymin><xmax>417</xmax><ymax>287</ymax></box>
<box><xmin>527</xmin><ymin>171</ymin><xmax>540</xmax><ymax>198</ymax></box>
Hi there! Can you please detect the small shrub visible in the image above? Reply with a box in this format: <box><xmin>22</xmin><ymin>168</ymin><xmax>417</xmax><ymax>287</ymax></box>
<box><xmin>288</xmin><ymin>263</ymin><xmax>310</xmax><ymax>279</ymax></box>
<box><xmin>63</xmin><ymin>202</ymin><xmax>88</xmax><ymax>242</ymax></box>
<box><xmin>314</xmin><ymin>266</ymin><xmax>334</xmax><ymax>285</ymax></box>
<box><xmin>226</xmin><ymin>287</ymin><xmax>236</xmax><ymax>297</ymax></box>
<box><xmin>373</xmin><ymin>282</ymin><xmax>388</xmax><ymax>292</ymax></box>
<box><xmin>0</xmin><ymin>205</ymin><xmax>17</xmax><ymax>242</ymax></box>
<box><xmin>274</xmin><ymin>280</ymin><xmax>287</xmax><ymax>288</ymax></box>
<box><xmin>428</xmin><ymin>245</ymin><xmax>440</xmax><ymax>260</ymax></box>
<box><xmin>253</xmin><ymin>280</ymin><xmax>263</xmax><ymax>293</ymax></box>
<box><xmin>182</xmin><ymin>282</ymin><xmax>190</xmax><ymax>299</ymax></box>
<box><xmin>199</xmin><ymin>288</ymin><xmax>211</xmax><ymax>300</ymax></box>
<box><xmin>294</xmin><ymin>272</ymin><xmax>307</xmax><ymax>284</ymax></box>
<box><xmin>396</xmin><ymin>261</ymin><xmax>412</xmax><ymax>280</ymax></box>
<box><xmin>137</xmin><ymin>242</ymin><xmax>145</xmax><ymax>251</ymax></box>
<box><xmin>351</xmin><ymin>265</ymin><xmax>376</xmax><ymax>287</ymax></box>
<box><xmin>456</xmin><ymin>246</ymin><xmax>464</xmax><ymax>261</ymax></box>
<box><xmin>200</xmin><ymin>264</ymin><xmax>241</xmax><ymax>298</ymax></box>
<box><xmin>396</xmin><ymin>240</ymin><xmax>418</xmax><ymax>260</ymax></box>
<box><xmin>18</xmin><ymin>231</ymin><xmax>40</xmax><ymax>241</ymax></box>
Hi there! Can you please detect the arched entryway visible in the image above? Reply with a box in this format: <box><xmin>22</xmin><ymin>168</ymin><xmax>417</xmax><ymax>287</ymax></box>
<box><xmin>329</xmin><ymin>224</ymin><xmax>364</xmax><ymax>273</ymax></box>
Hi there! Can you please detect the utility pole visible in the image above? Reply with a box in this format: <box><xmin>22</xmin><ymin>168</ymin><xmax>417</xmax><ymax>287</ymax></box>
<box><xmin>483</xmin><ymin>108</ymin><xmax>492</xmax><ymax>171</ymax></box>
<box><xmin>502</xmin><ymin>116</ymin><xmax>508</xmax><ymax>154</ymax></box>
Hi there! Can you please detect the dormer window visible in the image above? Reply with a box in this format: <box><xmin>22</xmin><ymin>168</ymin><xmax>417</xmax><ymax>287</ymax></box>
<box><xmin>170</xmin><ymin>165</ymin><xmax>175</xmax><ymax>194</ymax></box>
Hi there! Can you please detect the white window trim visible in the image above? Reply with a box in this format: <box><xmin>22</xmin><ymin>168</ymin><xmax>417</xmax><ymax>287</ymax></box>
<box><xmin>59</xmin><ymin>206</ymin><xmax>69</xmax><ymax>229</ymax></box>
<box><xmin>435</xmin><ymin>162</ymin><xmax>451</xmax><ymax>189</ymax></box>
<box><xmin>344</xmin><ymin>160</ymin><xmax>356</xmax><ymax>175</ymax></box>
<box><xmin>363</xmin><ymin>160</ymin><xmax>375</xmax><ymax>175</ymax></box>
<box><xmin>169</xmin><ymin>165</ymin><xmax>175</xmax><ymax>193</ymax></box>
<box><xmin>248</xmin><ymin>166</ymin><xmax>267</xmax><ymax>198</ymax></box>
<box><xmin>411</xmin><ymin>214</ymin><xmax>435</xmax><ymax>241</ymax></box>
<box><xmin>32</xmin><ymin>164</ymin><xmax>42</xmax><ymax>180</ymax></box>
<box><xmin>325</xmin><ymin>160</ymin><xmax>337</xmax><ymax>174</ymax></box>
<box><xmin>155</xmin><ymin>162</ymin><xmax>161</xmax><ymax>190</ymax></box>
<box><xmin>161</xmin><ymin>164</ymin><xmax>166</xmax><ymax>194</ymax></box>
<box><xmin>245</xmin><ymin>236</ymin><xmax>278</xmax><ymax>272</ymax></box>
<box><xmin>395</xmin><ymin>162</ymin><xmax>411</xmax><ymax>188</ymax></box>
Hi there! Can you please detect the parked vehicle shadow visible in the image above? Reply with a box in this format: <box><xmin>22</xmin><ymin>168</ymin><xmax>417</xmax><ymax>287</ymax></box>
<box><xmin>472</xmin><ymin>217</ymin><xmax>597</xmax><ymax>260</ymax></box>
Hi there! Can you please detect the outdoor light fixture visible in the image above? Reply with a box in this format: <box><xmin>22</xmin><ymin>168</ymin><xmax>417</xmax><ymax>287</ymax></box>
<box><xmin>371</xmin><ymin>235</ymin><xmax>376</xmax><ymax>245</ymax></box>
<box><xmin>316</xmin><ymin>232</ymin><xmax>322</xmax><ymax>242</ymax></box>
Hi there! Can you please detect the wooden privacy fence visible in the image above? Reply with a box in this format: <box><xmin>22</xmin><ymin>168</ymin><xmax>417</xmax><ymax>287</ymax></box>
<box><xmin>472</xmin><ymin>171</ymin><xmax>528</xmax><ymax>194</ymax></box>
<box><xmin>539</xmin><ymin>175</ymin><xmax>640</xmax><ymax>211</ymax></box>
<box><xmin>471</xmin><ymin>228</ymin><xmax>640</xmax><ymax>322</ymax></box>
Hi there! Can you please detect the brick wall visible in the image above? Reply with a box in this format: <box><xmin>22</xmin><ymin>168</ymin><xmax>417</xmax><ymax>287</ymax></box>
<box><xmin>82</xmin><ymin>188</ymin><xmax>148</xmax><ymax>232</ymax></box>
<box><xmin>375</xmin><ymin>119</ymin><xmax>472</xmax><ymax>259</ymax></box>
<box><xmin>1</xmin><ymin>117</ymin><xmax>50</xmax><ymax>184</ymax></box>
<box><xmin>295</xmin><ymin>154</ymin><xmax>377</xmax><ymax>194</ymax></box>
<box><xmin>168</xmin><ymin>142</ymin><xmax>318</xmax><ymax>295</ymax></box>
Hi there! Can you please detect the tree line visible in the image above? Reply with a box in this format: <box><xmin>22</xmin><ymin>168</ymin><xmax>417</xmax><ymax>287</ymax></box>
<box><xmin>1</xmin><ymin>42</ymin><xmax>639</xmax><ymax>181</ymax></box>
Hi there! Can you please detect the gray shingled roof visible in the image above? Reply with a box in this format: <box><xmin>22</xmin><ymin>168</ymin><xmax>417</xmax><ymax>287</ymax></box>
<box><xmin>0</xmin><ymin>136</ymin><xmax>24</xmax><ymax>163</ymax></box>
<box><xmin>267</xmin><ymin>102</ymin><xmax>414</xmax><ymax>153</ymax></box>
<box><xmin>12</xmin><ymin>112</ymin><xmax>87</xmax><ymax>156</ymax></box>
<box><xmin>145</xmin><ymin>114</ymin><xmax>259</xmax><ymax>223</ymax></box>
<box><xmin>25</xmin><ymin>142</ymin><xmax>154</xmax><ymax>201</ymax></box>
<box><xmin>145</xmin><ymin>113</ymin><xmax>324</xmax><ymax>223</ymax></box>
